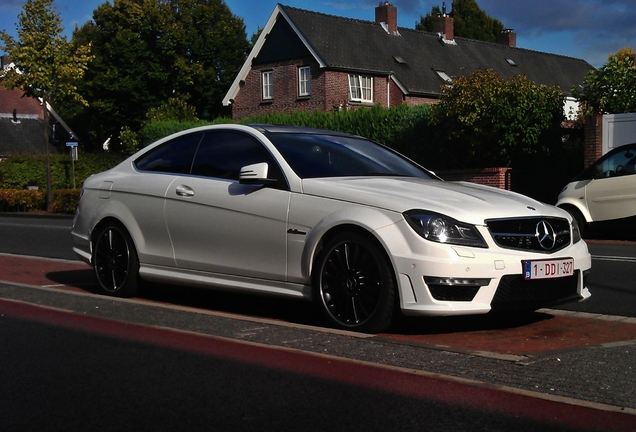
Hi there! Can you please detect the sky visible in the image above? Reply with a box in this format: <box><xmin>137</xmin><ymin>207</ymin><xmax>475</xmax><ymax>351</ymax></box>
<box><xmin>1</xmin><ymin>0</ymin><xmax>635</xmax><ymax>68</ymax></box>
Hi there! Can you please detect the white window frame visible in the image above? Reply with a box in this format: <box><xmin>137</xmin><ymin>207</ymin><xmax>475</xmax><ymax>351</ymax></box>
<box><xmin>348</xmin><ymin>74</ymin><xmax>373</xmax><ymax>103</ymax></box>
<box><xmin>262</xmin><ymin>70</ymin><xmax>273</xmax><ymax>100</ymax></box>
<box><xmin>435</xmin><ymin>70</ymin><xmax>452</xmax><ymax>83</ymax></box>
<box><xmin>298</xmin><ymin>66</ymin><xmax>310</xmax><ymax>97</ymax></box>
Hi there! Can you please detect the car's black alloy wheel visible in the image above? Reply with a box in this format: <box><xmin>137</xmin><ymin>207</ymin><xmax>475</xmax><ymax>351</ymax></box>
<box><xmin>93</xmin><ymin>223</ymin><xmax>139</xmax><ymax>297</ymax></box>
<box><xmin>314</xmin><ymin>233</ymin><xmax>395</xmax><ymax>333</ymax></box>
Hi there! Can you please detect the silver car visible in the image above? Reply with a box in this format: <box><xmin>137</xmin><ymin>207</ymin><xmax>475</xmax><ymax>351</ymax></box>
<box><xmin>72</xmin><ymin>124</ymin><xmax>591</xmax><ymax>333</ymax></box>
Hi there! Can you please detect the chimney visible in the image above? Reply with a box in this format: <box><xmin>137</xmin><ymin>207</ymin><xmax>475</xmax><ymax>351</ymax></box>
<box><xmin>433</xmin><ymin>4</ymin><xmax>454</xmax><ymax>42</ymax></box>
<box><xmin>375</xmin><ymin>2</ymin><xmax>398</xmax><ymax>34</ymax></box>
<box><xmin>497</xmin><ymin>29</ymin><xmax>517</xmax><ymax>47</ymax></box>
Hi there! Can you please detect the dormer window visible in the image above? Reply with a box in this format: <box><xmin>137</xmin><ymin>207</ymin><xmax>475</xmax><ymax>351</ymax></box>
<box><xmin>349</xmin><ymin>74</ymin><xmax>373</xmax><ymax>103</ymax></box>
<box><xmin>435</xmin><ymin>70</ymin><xmax>452</xmax><ymax>83</ymax></box>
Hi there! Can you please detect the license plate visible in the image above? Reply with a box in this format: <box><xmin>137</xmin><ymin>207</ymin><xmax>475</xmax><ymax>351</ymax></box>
<box><xmin>523</xmin><ymin>258</ymin><xmax>574</xmax><ymax>280</ymax></box>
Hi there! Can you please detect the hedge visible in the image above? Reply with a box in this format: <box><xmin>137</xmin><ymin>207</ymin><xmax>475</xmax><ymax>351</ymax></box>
<box><xmin>0</xmin><ymin>103</ymin><xmax>582</xmax><ymax>212</ymax></box>
<box><xmin>0</xmin><ymin>153</ymin><xmax>121</xmax><ymax>214</ymax></box>
<box><xmin>0</xmin><ymin>189</ymin><xmax>80</xmax><ymax>214</ymax></box>
<box><xmin>136</xmin><ymin>104</ymin><xmax>437</xmax><ymax>166</ymax></box>
<box><xmin>0</xmin><ymin>153</ymin><xmax>124</xmax><ymax>190</ymax></box>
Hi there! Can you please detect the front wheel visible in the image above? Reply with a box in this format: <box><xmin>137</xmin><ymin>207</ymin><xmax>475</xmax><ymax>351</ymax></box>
<box><xmin>92</xmin><ymin>222</ymin><xmax>140</xmax><ymax>297</ymax></box>
<box><xmin>313</xmin><ymin>233</ymin><xmax>395</xmax><ymax>333</ymax></box>
<box><xmin>561</xmin><ymin>206</ymin><xmax>588</xmax><ymax>238</ymax></box>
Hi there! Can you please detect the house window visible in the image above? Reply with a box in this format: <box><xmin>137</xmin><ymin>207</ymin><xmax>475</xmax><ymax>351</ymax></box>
<box><xmin>298</xmin><ymin>66</ymin><xmax>310</xmax><ymax>97</ymax></box>
<box><xmin>348</xmin><ymin>74</ymin><xmax>373</xmax><ymax>103</ymax></box>
<box><xmin>262</xmin><ymin>70</ymin><xmax>273</xmax><ymax>100</ymax></box>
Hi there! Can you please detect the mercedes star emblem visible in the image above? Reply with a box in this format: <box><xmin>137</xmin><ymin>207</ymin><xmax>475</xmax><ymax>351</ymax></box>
<box><xmin>535</xmin><ymin>220</ymin><xmax>556</xmax><ymax>250</ymax></box>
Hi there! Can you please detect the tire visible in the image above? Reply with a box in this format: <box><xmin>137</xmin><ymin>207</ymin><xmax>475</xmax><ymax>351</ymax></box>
<box><xmin>92</xmin><ymin>222</ymin><xmax>140</xmax><ymax>297</ymax></box>
<box><xmin>562</xmin><ymin>206</ymin><xmax>587</xmax><ymax>238</ymax></box>
<box><xmin>313</xmin><ymin>233</ymin><xmax>395</xmax><ymax>333</ymax></box>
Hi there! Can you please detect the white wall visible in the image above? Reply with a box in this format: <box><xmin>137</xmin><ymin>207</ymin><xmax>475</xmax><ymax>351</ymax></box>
<box><xmin>603</xmin><ymin>112</ymin><xmax>636</xmax><ymax>154</ymax></box>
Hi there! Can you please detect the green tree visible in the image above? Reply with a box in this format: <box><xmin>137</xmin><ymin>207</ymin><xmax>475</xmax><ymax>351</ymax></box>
<box><xmin>574</xmin><ymin>47</ymin><xmax>636</xmax><ymax>115</ymax></box>
<box><xmin>416</xmin><ymin>0</ymin><xmax>504</xmax><ymax>42</ymax></box>
<box><xmin>0</xmin><ymin>0</ymin><xmax>93</xmax><ymax>209</ymax></box>
<box><xmin>71</xmin><ymin>0</ymin><xmax>249</xmax><ymax>151</ymax></box>
<box><xmin>432</xmin><ymin>70</ymin><xmax>564</xmax><ymax>168</ymax></box>
<box><xmin>416</xmin><ymin>5</ymin><xmax>442</xmax><ymax>33</ymax></box>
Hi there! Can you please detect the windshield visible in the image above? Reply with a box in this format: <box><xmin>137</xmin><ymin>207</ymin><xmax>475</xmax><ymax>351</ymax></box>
<box><xmin>266</xmin><ymin>133</ymin><xmax>435</xmax><ymax>179</ymax></box>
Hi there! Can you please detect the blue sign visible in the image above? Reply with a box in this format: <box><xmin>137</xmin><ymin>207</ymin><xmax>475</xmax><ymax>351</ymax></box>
<box><xmin>66</xmin><ymin>141</ymin><xmax>78</xmax><ymax>147</ymax></box>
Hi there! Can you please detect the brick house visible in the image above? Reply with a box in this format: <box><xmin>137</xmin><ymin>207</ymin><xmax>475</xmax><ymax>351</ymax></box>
<box><xmin>0</xmin><ymin>55</ymin><xmax>77</xmax><ymax>157</ymax></box>
<box><xmin>223</xmin><ymin>3</ymin><xmax>593</xmax><ymax>121</ymax></box>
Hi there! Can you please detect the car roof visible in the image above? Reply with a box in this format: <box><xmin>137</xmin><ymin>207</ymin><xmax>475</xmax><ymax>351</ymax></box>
<box><xmin>606</xmin><ymin>142</ymin><xmax>636</xmax><ymax>155</ymax></box>
<box><xmin>246</xmin><ymin>124</ymin><xmax>356</xmax><ymax>137</ymax></box>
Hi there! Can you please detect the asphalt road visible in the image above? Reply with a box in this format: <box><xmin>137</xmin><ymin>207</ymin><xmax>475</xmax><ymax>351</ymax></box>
<box><xmin>561</xmin><ymin>240</ymin><xmax>636</xmax><ymax>317</ymax></box>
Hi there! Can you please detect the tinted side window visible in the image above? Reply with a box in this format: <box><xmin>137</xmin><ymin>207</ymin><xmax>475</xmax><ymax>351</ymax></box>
<box><xmin>135</xmin><ymin>132</ymin><xmax>202</xmax><ymax>174</ymax></box>
<box><xmin>582</xmin><ymin>145</ymin><xmax>636</xmax><ymax>180</ymax></box>
<box><xmin>192</xmin><ymin>131</ymin><xmax>287</xmax><ymax>188</ymax></box>
<box><xmin>597</xmin><ymin>146</ymin><xmax>636</xmax><ymax>178</ymax></box>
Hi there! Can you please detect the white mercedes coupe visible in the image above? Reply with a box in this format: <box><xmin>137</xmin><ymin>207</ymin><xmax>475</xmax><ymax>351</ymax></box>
<box><xmin>72</xmin><ymin>124</ymin><xmax>591</xmax><ymax>333</ymax></box>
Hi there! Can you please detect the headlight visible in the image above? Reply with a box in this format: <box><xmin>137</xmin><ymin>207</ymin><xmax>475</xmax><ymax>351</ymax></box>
<box><xmin>404</xmin><ymin>210</ymin><xmax>488</xmax><ymax>248</ymax></box>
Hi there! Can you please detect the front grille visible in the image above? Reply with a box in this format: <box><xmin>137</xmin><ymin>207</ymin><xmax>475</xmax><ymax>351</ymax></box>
<box><xmin>486</xmin><ymin>217</ymin><xmax>571</xmax><ymax>253</ymax></box>
<box><xmin>490</xmin><ymin>271</ymin><xmax>580</xmax><ymax>311</ymax></box>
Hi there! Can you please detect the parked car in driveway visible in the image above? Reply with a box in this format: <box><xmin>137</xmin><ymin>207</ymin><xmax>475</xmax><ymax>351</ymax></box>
<box><xmin>72</xmin><ymin>124</ymin><xmax>591</xmax><ymax>333</ymax></box>
<box><xmin>557</xmin><ymin>142</ymin><xmax>636</xmax><ymax>234</ymax></box>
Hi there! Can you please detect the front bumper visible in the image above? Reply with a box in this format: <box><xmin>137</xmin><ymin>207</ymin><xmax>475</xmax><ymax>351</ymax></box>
<box><xmin>379</xmin><ymin>221</ymin><xmax>592</xmax><ymax>317</ymax></box>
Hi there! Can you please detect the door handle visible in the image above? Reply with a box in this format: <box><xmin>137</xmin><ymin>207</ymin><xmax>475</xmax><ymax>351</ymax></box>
<box><xmin>176</xmin><ymin>185</ymin><xmax>194</xmax><ymax>197</ymax></box>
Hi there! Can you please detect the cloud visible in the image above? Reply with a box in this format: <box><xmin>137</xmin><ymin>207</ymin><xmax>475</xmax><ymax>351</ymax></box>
<box><xmin>475</xmin><ymin>0</ymin><xmax>635</xmax><ymax>66</ymax></box>
<box><xmin>387</xmin><ymin>0</ymin><xmax>635</xmax><ymax>66</ymax></box>
<box><xmin>479</xmin><ymin>0</ymin><xmax>636</xmax><ymax>34</ymax></box>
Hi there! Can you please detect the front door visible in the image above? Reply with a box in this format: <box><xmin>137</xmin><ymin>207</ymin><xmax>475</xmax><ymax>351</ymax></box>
<box><xmin>586</xmin><ymin>145</ymin><xmax>636</xmax><ymax>222</ymax></box>
<box><xmin>164</xmin><ymin>130</ymin><xmax>290</xmax><ymax>280</ymax></box>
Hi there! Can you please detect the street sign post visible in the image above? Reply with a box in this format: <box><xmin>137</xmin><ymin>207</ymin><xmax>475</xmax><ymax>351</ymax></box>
<box><xmin>66</xmin><ymin>142</ymin><xmax>78</xmax><ymax>188</ymax></box>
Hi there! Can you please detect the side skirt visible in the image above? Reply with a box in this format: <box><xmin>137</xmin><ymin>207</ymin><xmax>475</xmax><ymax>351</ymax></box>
<box><xmin>139</xmin><ymin>264</ymin><xmax>313</xmax><ymax>300</ymax></box>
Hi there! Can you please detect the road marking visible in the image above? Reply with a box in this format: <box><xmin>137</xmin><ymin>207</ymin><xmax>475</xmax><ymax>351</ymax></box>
<box><xmin>592</xmin><ymin>255</ymin><xmax>636</xmax><ymax>263</ymax></box>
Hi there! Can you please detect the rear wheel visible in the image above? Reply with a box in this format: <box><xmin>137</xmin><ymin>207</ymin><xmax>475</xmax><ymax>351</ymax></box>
<box><xmin>313</xmin><ymin>233</ymin><xmax>395</xmax><ymax>333</ymax></box>
<box><xmin>92</xmin><ymin>222</ymin><xmax>140</xmax><ymax>297</ymax></box>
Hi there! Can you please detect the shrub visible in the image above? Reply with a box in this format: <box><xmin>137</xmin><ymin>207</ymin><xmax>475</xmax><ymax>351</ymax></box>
<box><xmin>0</xmin><ymin>189</ymin><xmax>45</xmax><ymax>212</ymax></box>
<box><xmin>0</xmin><ymin>153</ymin><xmax>124</xmax><ymax>190</ymax></box>
<box><xmin>138</xmin><ymin>117</ymin><xmax>233</xmax><ymax>148</ymax></box>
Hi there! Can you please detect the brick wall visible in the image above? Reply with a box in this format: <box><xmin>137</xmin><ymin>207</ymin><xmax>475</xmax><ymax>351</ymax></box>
<box><xmin>231</xmin><ymin>62</ymin><xmax>441</xmax><ymax>120</ymax></box>
<box><xmin>232</xmin><ymin>58</ymin><xmax>326</xmax><ymax>120</ymax></box>
<box><xmin>583</xmin><ymin>114</ymin><xmax>603</xmax><ymax>168</ymax></box>
<box><xmin>436</xmin><ymin>167</ymin><xmax>512</xmax><ymax>190</ymax></box>
<box><xmin>323</xmin><ymin>70</ymin><xmax>351</xmax><ymax>111</ymax></box>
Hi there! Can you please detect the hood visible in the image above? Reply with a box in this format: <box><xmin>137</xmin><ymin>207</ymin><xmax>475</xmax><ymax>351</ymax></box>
<box><xmin>301</xmin><ymin>177</ymin><xmax>566</xmax><ymax>225</ymax></box>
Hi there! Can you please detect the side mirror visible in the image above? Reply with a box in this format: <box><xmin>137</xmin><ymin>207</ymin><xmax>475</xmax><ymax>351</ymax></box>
<box><xmin>239</xmin><ymin>162</ymin><xmax>277</xmax><ymax>185</ymax></box>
